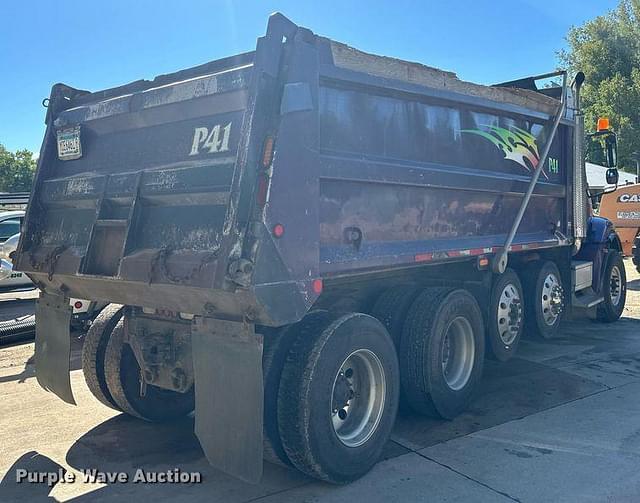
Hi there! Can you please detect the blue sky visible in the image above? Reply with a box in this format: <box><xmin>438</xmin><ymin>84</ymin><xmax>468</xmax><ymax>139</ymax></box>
<box><xmin>0</xmin><ymin>0</ymin><xmax>619</xmax><ymax>153</ymax></box>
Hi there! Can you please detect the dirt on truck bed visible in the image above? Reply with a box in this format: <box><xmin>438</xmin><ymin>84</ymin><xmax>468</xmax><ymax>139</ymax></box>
<box><xmin>0</xmin><ymin>259</ymin><xmax>639</xmax><ymax>502</ymax></box>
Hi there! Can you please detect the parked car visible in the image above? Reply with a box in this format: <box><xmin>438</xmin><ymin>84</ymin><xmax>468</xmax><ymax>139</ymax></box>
<box><xmin>0</xmin><ymin>211</ymin><xmax>24</xmax><ymax>243</ymax></box>
<box><xmin>0</xmin><ymin>231</ymin><xmax>106</xmax><ymax>327</ymax></box>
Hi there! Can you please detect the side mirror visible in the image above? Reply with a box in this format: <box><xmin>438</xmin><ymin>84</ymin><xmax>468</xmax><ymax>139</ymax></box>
<box><xmin>606</xmin><ymin>168</ymin><xmax>619</xmax><ymax>185</ymax></box>
<box><xmin>605</xmin><ymin>134</ymin><xmax>617</xmax><ymax>168</ymax></box>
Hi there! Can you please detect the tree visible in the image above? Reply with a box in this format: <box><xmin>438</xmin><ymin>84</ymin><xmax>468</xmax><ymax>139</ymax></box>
<box><xmin>0</xmin><ymin>144</ymin><xmax>37</xmax><ymax>192</ymax></box>
<box><xmin>559</xmin><ymin>0</ymin><xmax>640</xmax><ymax>172</ymax></box>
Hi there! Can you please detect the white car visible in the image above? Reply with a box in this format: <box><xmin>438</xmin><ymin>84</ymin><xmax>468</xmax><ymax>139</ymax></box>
<box><xmin>0</xmin><ymin>229</ymin><xmax>106</xmax><ymax>328</ymax></box>
<box><xmin>0</xmin><ymin>257</ymin><xmax>32</xmax><ymax>288</ymax></box>
<box><xmin>0</xmin><ymin>211</ymin><xmax>24</xmax><ymax>243</ymax></box>
<box><xmin>0</xmin><ymin>212</ymin><xmax>29</xmax><ymax>288</ymax></box>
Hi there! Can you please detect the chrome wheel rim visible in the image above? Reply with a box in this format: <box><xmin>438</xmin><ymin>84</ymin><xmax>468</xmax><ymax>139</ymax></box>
<box><xmin>497</xmin><ymin>282</ymin><xmax>522</xmax><ymax>346</ymax></box>
<box><xmin>331</xmin><ymin>349</ymin><xmax>386</xmax><ymax>447</ymax></box>
<box><xmin>610</xmin><ymin>265</ymin><xmax>622</xmax><ymax>306</ymax></box>
<box><xmin>541</xmin><ymin>273</ymin><xmax>563</xmax><ymax>326</ymax></box>
<box><xmin>441</xmin><ymin>316</ymin><xmax>475</xmax><ymax>391</ymax></box>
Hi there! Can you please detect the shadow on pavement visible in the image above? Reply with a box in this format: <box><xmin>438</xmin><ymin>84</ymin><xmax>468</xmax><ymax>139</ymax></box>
<box><xmin>0</xmin><ymin>333</ymin><xmax>84</xmax><ymax>385</ymax></box>
<box><xmin>628</xmin><ymin>278</ymin><xmax>640</xmax><ymax>291</ymax></box>
<box><xmin>63</xmin><ymin>414</ymin><xmax>312</xmax><ymax>501</ymax></box>
<box><xmin>66</xmin><ymin>415</ymin><xmax>203</xmax><ymax>468</ymax></box>
<box><xmin>0</xmin><ymin>451</ymin><xmax>64</xmax><ymax>502</ymax></box>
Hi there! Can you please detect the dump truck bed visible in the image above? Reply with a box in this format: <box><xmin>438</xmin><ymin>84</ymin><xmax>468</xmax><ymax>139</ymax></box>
<box><xmin>16</xmin><ymin>14</ymin><xmax>574</xmax><ymax>326</ymax></box>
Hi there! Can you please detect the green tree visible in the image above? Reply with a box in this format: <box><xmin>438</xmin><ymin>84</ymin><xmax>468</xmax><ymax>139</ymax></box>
<box><xmin>0</xmin><ymin>144</ymin><xmax>37</xmax><ymax>192</ymax></box>
<box><xmin>559</xmin><ymin>0</ymin><xmax>640</xmax><ymax>172</ymax></box>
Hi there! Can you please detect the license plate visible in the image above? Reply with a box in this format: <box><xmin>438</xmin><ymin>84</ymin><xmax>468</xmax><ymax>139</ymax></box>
<box><xmin>57</xmin><ymin>126</ymin><xmax>82</xmax><ymax>160</ymax></box>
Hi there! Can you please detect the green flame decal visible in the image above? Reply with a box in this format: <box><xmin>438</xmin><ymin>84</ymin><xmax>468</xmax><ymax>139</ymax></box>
<box><xmin>461</xmin><ymin>125</ymin><xmax>547</xmax><ymax>179</ymax></box>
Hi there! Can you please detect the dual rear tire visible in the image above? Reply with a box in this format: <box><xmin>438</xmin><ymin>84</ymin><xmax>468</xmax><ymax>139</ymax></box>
<box><xmin>267</xmin><ymin>290</ymin><xmax>486</xmax><ymax>483</ymax></box>
<box><xmin>399</xmin><ymin>289</ymin><xmax>485</xmax><ymax>418</ymax></box>
<box><xmin>82</xmin><ymin>305</ymin><xmax>194</xmax><ymax>421</ymax></box>
<box><xmin>276</xmin><ymin>313</ymin><xmax>400</xmax><ymax>483</ymax></box>
<box><xmin>372</xmin><ymin>287</ymin><xmax>486</xmax><ymax>419</ymax></box>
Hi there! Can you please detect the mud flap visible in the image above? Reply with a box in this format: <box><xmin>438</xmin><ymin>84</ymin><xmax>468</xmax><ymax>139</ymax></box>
<box><xmin>191</xmin><ymin>317</ymin><xmax>263</xmax><ymax>483</ymax></box>
<box><xmin>35</xmin><ymin>292</ymin><xmax>75</xmax><ymax>405</ymax></box>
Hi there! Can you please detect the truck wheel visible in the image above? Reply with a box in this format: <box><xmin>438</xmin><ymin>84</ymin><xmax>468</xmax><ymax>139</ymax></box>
<box><xmin>104</xmin><ymin>320</ymin><xmax>194</xmax><ymax>421</ymax></box>
<box><xmin>82</xmin><ymin>304</ymin><xmax>124</xmax><ymax>410</ymax></box>
<box><xmin>370</xmin><ymin>285</ymin><xmax>421</xmax><ymax>346</ymax></box>
<box><xmin>632</xmin><ymin>234</ymin><xmax>640</xmax><ymax>273</ymax></box>
<box><xmin>486</xmin><ymin>269</ymin><xmax>523</xmax><ymax>362</ymax></box>
<box><xmin>262</xmin><ymin>310</ymin><xmax>332</xmax><ymax>467</ymax></box>
<box><xmin>278</xmin><ymin>313</ymin><xmax>399</xmax><ymax>484</ymax></box>
<box><xmin>400</xmin><ymin>288</ymin><xmax>484</xmax><ymax>419</ymax></box>
<box><xmin>597</xmin><ymin>251</ymin><xmax>626</xmax><ymax>322</ymax></box>
<box><xmin>523</xmin><ymin>261</ymin><xmax>564</xmax><ymax>339</ymax></box>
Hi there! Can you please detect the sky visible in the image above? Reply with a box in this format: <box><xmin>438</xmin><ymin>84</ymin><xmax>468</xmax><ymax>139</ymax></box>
<box><xmin>0</xmin><ymin>0</ymin><xmax>620</xmax><ymax>154</ymax></box>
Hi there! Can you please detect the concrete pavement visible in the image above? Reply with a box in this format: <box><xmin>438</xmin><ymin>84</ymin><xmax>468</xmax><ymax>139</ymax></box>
<box><xmin>1</xmin><ymin>260</ymin><xmax>639</xmax><ymax>502</ymax></box>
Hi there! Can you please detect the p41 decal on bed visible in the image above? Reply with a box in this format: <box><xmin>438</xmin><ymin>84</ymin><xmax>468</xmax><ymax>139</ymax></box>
<box><xmin>189</xmin><ymin>123</ymin><xmax>233</xmax><ymax>155</ymax></box>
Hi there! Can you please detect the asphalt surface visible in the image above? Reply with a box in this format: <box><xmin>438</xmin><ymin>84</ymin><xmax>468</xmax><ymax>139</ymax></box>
<box><xmin>1</xmin><ymin>260</ymin><xmax>639</xmax><ymax>502</ymax></box>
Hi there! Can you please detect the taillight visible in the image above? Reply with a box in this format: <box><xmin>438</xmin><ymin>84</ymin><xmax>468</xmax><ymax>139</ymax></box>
<box><xmin>256</xmin><ymin>136</ymin><xmax>275</xmax><ymax>208</ymax></box>
<box><xmin>262</xmin><ymin>136</ymin><xmax>275</xmax><ymax>168</ymax></box>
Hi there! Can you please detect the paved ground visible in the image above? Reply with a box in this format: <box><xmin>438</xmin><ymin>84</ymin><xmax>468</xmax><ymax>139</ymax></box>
<box><xmin>1</xmin><ymin>260</ymin><xmax>639</xmax><ymax>502</ymax></box>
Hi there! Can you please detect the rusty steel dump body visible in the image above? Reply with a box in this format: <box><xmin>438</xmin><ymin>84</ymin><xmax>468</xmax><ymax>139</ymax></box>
<box><xmin>16</xmin><ymin>14</ymin><xmax>598</xmax><ymax>483</ymax></box>
<box><xmin>16</xmin><ymin>15</ymin><xmax>577</xmax><ymax>326</ymax></box>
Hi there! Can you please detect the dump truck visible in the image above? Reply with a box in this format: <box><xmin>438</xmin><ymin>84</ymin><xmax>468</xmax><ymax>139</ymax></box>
<box><xmin>16</xmin><ymin>13</ymin><xmax>627</xmax><ymax>484</ymax></box>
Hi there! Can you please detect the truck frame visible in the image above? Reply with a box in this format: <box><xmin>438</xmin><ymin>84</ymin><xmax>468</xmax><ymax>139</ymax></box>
<box><xmin>16</xmin><ymin>13</ymin><xmax>627</xmax><ymax>484</ymax></box>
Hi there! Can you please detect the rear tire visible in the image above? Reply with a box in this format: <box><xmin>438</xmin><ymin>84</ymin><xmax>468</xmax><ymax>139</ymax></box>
<box><xmin>486</xmin><ymin>269</ymin><xmax>524</xmax><ymax>362</ymax></box>
<box><xmin>596</xmin><ymin>251</ymin><xmax>626</xmax><ymax>322</ymax></box>
<box><xmin>104</xmin><ymin>320</ymin><xmax>194</xmax><ymax>421</ymax></box>
<box><xmin>400</xmin><ymin>288</ymin><xmax>484</xmax><ymax>419</ymax></box>
<box><xmin>278</xmin><ymin>313</ymin><xmax>399</xmax><ymax>484</ymax></box>
<box><xmin>262</xmin><ymin>310</ymin><xmax>332</xmax><ymax>467</ymax></box>
<box><xmin>81</xmin><ymin>304</ymin><xmax>124</xmax><ymax>410</ymax></box>
<box><xmin>523</xmin><ymin>261</ymin><xmax>564</xmax><ymax>340</ymax></box>
<box><xmin>370</xmin><ymin>285</ymin><xmax>420</xmax><ymax>347</ymax></box>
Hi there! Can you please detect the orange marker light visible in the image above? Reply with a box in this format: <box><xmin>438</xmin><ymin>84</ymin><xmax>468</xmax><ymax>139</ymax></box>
<box><xmin>312</xmin><ymin>279</ymin><xmax>323</xmax><ymax>295</ymax></box>
<box><xmin>597</xmin><ymin>117</ymin><xmax>610</xmax><ymax>132</ymax></box>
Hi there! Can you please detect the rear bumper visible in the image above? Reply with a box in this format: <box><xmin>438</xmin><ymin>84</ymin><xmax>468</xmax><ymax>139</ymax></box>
<box><xmin>26</xmin><ymin>270</ymin><xmax>313</xmax><ymax>326</ymax></box>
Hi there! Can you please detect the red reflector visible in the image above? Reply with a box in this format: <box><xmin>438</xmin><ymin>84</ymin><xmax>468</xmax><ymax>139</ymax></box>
<box><xmin>415</xmin><ymin>253</ymin><xmax>433</xmax><ymax>262</ymax></box>
<box><xmin>478</xmin><ymin>257</ymin><xmax>489</xmax><ymax>267</ymax></box>
<box><xmin>74</xmin><ymin>301</ymin><xmax>83</xmax><ymax>309</ymax></box>
<box><xmin>312</xmin><ymin>279</ymin><xmax>323</xmax><ymax>294</ymax></box>
<box><xmin>273</xmin><ymin>223</ymin><xmax>285</xmax><ymax>238</ymax></box>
